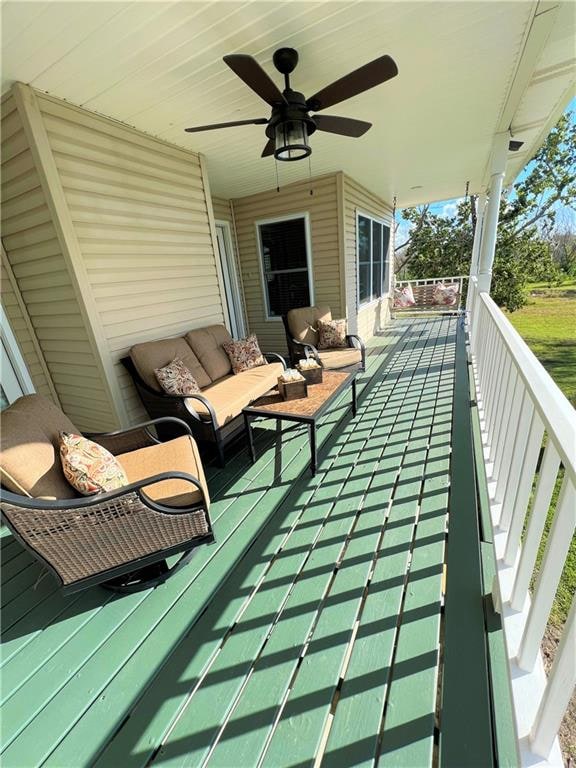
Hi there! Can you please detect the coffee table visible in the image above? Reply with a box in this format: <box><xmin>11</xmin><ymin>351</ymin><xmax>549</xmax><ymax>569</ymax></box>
<box><xmin>242</xmin><ymin>370</ymin><xmax>357</xmax><ymax>476</ymax></box>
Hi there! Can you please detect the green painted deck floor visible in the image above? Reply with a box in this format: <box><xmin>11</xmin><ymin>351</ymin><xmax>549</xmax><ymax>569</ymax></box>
<box><xmin>0</xmin><ymin>317</ymin><xmax>509</xmax><ymax>768</ymax></box>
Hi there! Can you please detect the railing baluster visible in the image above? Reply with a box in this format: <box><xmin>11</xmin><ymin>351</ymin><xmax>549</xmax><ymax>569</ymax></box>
<box><xmin>479</xmin><ymin>307</ymin><xmax>497</xmax><ymax>395</ymax></box>
<box><xmin>516</xmin><ymin>475</ymin><xmax>575</xmax><ymax>670</ymax></box>
<box><xmin>505</xmin><ymin>437</ymin><xmax>558</xmax><ymax>570</ymax></box>
<box><xmin>530</xmin><ymin>598</ymin><xmax>576</xmax><ymax>758</ymax></box>
<box><xmin>495</xmin><ymin>379</ymin><xmax>525</xmax><ymax>503</ymax></box>
<box><xmin>483</xmin><ymin>332</ymin><xmax>502</xmax><ymax>436</ymax></box>
<box><xmin>495</xmin><ymin>390</ymin><xmax>534</xmax><ymax>508</ymax></box>
<box><xmin>499</xmin><ymin>409</ymin><xmax>543</xmax><ymax>532</ymax></box>
<box><xmin>478</xmin><ymin>316</ymin><xmax>494</xmax><ymax>395</ymax></box>
<box><xmin>492</xmin><ymin>365</ymin><xmax>518</xmax><ymax>471</ymax></box>
<box><xmin>488</xmin><ymin>348</ymin><xmax>511</xmax><ymax>454</ymax></box>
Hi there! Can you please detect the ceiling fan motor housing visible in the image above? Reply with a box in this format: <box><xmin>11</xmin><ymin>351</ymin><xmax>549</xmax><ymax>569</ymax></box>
<box><xmin>265</xmin><ymin>90</ymin><xmax>317</xmax><ymax>139</ymax></box>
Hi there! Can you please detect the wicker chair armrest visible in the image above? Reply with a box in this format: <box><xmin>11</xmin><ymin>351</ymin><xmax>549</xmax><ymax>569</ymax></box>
<box><xmin>347</xmin><ymin>333</ymin><xmax>366</xmax><ymax>369</ymax></box>
<box><xmin>263</xmin><ymin>352</ymin><xmax>287</xmax><ymax>369</ymax></box>
<box><xmin>1</xmin><ymin>470</ymin><xmax>208</xmax><ymax>514</ymax></box>
<box><xmin>181</xmin><ymin>393</ymin><xmax>217</xmax><ymax>425</ymax></box>
<box><xmin>347</xmin><ymin>334</ymin><xmax>365</xmax><ymax>351</ymax></box>
<box><xmin>85</xmin><ymin>417</ymin><xmax>193</xmax><ymax>454</ymax></box>
<box><xmin>290</xmin><ymin>338</ymin><xmax>320</xmax><ymax>358</ymax></box>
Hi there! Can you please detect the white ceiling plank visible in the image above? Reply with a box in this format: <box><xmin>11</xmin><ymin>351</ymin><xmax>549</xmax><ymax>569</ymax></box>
<box><xmin>5</xmin><ymin>3</ymin><xmax>129</xmax><ymax>88</ymax></box>
<box><xmin>0</xmin><ymin>1</ymin><xmax>54</xmax><ymax>50</ymax></box>
<box><xmin>31</xmin><ymin>2</ymin><xmax>180</xmax><ymax>92</ymax></box>
<box><xmin>44</xmin><ymin>2</ymin><xmax>214</xmax><ymax>104</ymax></box>
<box><xmin>1</xmin><ymin>1</ymin><xmax>574</xmax><ymax>207</ymax></box>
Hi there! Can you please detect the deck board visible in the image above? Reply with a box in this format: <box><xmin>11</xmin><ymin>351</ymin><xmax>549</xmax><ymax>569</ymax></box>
<box><xmin>14</xmin><ymin>335</ymin><xmax>395</xmax><ymax>768</ymax></box>
<box><xmin>0</xmin><ymin>318</ymin><xmax>513</xmax><ymax>767</ymax></box>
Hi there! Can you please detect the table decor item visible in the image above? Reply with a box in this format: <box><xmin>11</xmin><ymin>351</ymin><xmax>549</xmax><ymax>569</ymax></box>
<box><xmin>277</xmin><ymin>368</ymin><xmax>308</xmax><ymax>401</ymax></box>
<box><xmin>296</xmin><ymin>358</ymin><xmax>323</xmax><ymax>385</ymax></box>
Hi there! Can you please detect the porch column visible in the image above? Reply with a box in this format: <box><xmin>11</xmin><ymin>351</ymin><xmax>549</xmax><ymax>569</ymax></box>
<box><xmin>470</xmin><ymin>193</ymin><xmax>487</xmax><ymax>278</ymax></box>
<box><xmin>477</xmin><ymin>132</ymin><xmax>509</xmax><ymax>293</ymax></box>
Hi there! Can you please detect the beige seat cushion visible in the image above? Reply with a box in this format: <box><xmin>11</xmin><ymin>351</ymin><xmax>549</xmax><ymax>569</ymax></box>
<box><xmin>117</xmin><ymin>435</ymin><xmax>209</xmax><ymax>508</ymax></box>
<box><xmin>185</xmin><ymin>362</ymin><xmax>284</xmax><ymax>426</ymax></box>
<box><xmin>185</xmin><ymin>325</ymin><xmax>233</xmax><ymax>382</ymax></box>
<box><xmin>287</xmin><ymin>306</ymin><xmax>332</xmax><ymax>346</ymax></box>
<box><xmin>317</xmin><ymin>347</ymin><xmax>362</xmax><ymax>369</ymax></box>
<box><xmin>0</xmin><ymin>394</ymin><xmax>79</xmax><ymax>499</ymax></box>
<box><xmin>131</xmin><ymin>337</ymin><xmax>211</xmax><ymax>392</ymax></box>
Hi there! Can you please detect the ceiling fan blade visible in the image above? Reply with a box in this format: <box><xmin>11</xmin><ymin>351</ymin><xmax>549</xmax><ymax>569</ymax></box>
<box><xmin>185</xmin><ymin>117</ymin><xmax>268</xmax><ymax>133</ymax></box>
<box><xmin>261</xmin><ymin>138</ymin><xmax>275</xmax><ymax>157</ymax></box>
<box><xmin>313</xmin><ymin>115</ymin><xmax>372</xmax><ymax>137</ymax></box>
<box><xmin>307</xmin><ymin>55</ymin><xmax>398</xmax><ymax>112</ymax></box>
<box><xmin>224</xmin><ymin>54</ymin><xmax>287</xmax><ymax>107</ymax></box>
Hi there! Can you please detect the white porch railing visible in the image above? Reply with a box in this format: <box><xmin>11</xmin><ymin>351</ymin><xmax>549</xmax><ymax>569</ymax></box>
<box><xmin>468</xmin><ymin>276</ymin><xmax>576</xmax><ymax>767</ymax></box>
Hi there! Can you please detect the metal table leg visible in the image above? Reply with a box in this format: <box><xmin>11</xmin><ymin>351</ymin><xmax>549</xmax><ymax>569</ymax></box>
<box><xmin>244</xmin><ymin>412</ymin><xmax>256</xmax><ymax>464</ymax></box>
<box><xmin>309</xmin><ymin>422</ymin><xmax>317</xmax><ymax>476</ymax></box>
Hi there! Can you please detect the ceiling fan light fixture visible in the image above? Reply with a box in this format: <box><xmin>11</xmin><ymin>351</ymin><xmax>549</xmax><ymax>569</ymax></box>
<box><xmin>274</xmin><ymin>119</ymin><xmax>311</xmax><ymax>161</ymax></box>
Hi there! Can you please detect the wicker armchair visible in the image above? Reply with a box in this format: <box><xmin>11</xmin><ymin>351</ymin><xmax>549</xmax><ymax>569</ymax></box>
<box><xmin>0</xmin><ymin>395</ymin><xmax>214</xmax><ymax>594</ymax></box>
<box><xmin>282</xmin><ymin>306</ymin><xmax>365</xmax><ymax>371</ymax></box>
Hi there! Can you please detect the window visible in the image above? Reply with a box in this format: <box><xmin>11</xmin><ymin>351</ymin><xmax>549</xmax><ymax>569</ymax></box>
<box><xmin>357</xmin><ymin>213</ymin><xmax>391</xmax><ymax>305</ymax></box>
<box><xmin>1</xmin><ymin>307</ymin><xmax>35</xmax><ymax>410</ymax></box>
<box><xmin>257</xmin><ymin>214</ymin><xmax>312</xmax><ymax>319</ymax></box>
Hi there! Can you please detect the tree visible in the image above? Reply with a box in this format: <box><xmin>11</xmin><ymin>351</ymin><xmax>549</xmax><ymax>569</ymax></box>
<box><xmin>398</xmin><ymin>113</ymin><xmax>576</xmax><ymax>310</ymax></box>
<box><xmin>549</xmin><ymin>210</ymin><xmax>576</xmax><ymax>276</ymax></box>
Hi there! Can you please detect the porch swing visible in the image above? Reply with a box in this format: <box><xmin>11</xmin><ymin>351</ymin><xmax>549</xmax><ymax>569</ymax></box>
<box><xmin>392</xmin><ymin>184</ymin><xmax>469</xmax><ymax>315</ymax></box>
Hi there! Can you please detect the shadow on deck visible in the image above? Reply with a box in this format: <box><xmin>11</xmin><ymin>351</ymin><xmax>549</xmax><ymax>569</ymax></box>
<box><xmin>0</xmin><ymin>317</ymin><xmax>514</xmax><ymax>767</ymax></box>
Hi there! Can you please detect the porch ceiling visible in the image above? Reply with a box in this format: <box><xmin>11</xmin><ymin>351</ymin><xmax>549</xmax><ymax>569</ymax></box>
<box><xmin>2</xmin><ymin>1</ymin><xmax>574</xmax><ymax>206</ymax></box>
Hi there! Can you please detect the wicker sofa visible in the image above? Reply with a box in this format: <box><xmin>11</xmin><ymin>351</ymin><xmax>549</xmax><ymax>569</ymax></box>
<box><xmin>282</xmin><ymin>306</ymin><xmax>365</xmax><ymax>370</ymax></box>
<box><xmin>0</xmin><ymin>395</ymin><xmax>214</xmax><ymax>594</ymax></box>
<box><xmin>123</xmin><ymin>324</ymin><xmax>286</xmax><ymax>465</ymax></box>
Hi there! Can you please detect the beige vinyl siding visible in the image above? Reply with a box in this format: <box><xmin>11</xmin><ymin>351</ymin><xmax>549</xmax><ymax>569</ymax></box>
<box><xmin>1</xmin><ymin>93</ymin><xmax>113</xmax><ymax>431</ymax></box>
<box><xmin>36</xmin><ymin>93</ymin><xmax>225</xmax><ymax>424</ymax></box>
<box><xmin>343</xmin><ymin>174</ymin><xmax>393</xmax><ymax>340</ymax></box>
<box><xmin>232</xmin><ymin>174</ymin><xmax>342</xmax><ymax>352</ymax></box>
<box><xmin>212</xmin><ymin>197</ymin><xmax>234</xmax><ymax>224</ymax></box>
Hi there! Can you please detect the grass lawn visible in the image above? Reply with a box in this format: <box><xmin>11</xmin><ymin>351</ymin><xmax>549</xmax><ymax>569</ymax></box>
<box><xmin>506</xmin><ymin>283</ymin><xmax>576</xmax><ymax>407</ymax></box>
<box><xmin>506</xmin><ymin>282</ymin><xmax>575</xmax><ymax>628</ymax></box>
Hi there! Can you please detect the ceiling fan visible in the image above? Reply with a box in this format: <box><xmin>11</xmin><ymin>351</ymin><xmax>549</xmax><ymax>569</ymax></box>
<box><xmin>185</xmin><ymin>48</ymin><xmax>398</xmax><ymax>161</ymax></box>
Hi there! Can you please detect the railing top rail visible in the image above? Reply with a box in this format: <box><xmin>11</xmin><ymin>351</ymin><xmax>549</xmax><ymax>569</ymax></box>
<box><xmin>395</xmin><ymin>275</ymin><xmax>466</xmax><ymax>286</ymax></box>
<box><xmin>478</xmin><ymin>290</ymin><xmax>576</xmax><ymax>481</ymax></box>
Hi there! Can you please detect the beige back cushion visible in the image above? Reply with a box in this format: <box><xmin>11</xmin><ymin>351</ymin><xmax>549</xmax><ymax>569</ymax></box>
<box><xmin>287</xmin><ymin>306</ymin><xmax>332</xmax><ymax>345</ymax></box>
<box><xmin>185</xmin><ymin>325</ymin><xmax>233</xmax><ymax>382</ymax></box>
<box><xmin>0</xmin><ymin>395</ymin><xmax>79</xmax><ymax>499</ymax></box>
<box><xmin>131</xmin><ymin>336</ymin><xmax>211</xmax><ymax>391</ymax></box>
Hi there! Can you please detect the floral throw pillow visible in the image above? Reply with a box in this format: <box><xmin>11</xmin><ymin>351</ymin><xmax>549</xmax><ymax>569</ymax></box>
<box><xmin>154</xmin><ymin>358</ymin><xmax>201</xmax><ymax>396</ymax></box>
<box><xmin>432</xmin><ymin>282</ymin><xmax>459</xmax><ymax>306</ymax></box>
<box><xmin>223</xmin><ymin>335</ymin><xmax>266</xmax><ymax>374</ymax></box>
<box><xmin>317</xmin><ymin>319</ymin><xmax>347</xmax><ymax>349</ymax></box>
<box><xmin>59</xmin><ymin>432</ymin><xmax>127</xmax><ymax>496</ymax></box>
<box><xmin>393</xmin><ymin>283</ymin><xmax>416</xmax><ymax>308</ymax></box>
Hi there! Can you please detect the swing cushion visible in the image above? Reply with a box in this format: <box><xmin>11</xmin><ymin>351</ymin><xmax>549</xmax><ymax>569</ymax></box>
<box><xmin>432</xmin><ymin>282</ymin><xmax>460</xmax><ymax>306</ymax></box>
<box><xmin>393</xmin><ymin>284</ymin><xmax>416</xmax><ymax>308</ymax></box>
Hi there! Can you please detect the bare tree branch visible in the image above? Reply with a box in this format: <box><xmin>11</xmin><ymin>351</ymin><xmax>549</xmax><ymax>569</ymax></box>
<box><xmin>394</xmin><ymin>205</ymin><xmax>429</xmax><ymax>252</ymax></box>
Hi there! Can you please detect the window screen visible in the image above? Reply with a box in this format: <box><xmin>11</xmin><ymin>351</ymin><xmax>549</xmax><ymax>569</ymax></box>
<box><xmin>357</xmin><ymin>214</ymin><xmax>391</xmax><ymax>304</ymax></box>
<box><xmin>258</xmin><ymin>217</ymin><xmax>311</xmax><ymax>318</ymax></box>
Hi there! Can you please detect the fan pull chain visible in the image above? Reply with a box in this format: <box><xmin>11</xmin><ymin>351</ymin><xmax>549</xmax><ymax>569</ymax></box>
<box><xmin>275</xmin><ymin>158</ymin><xmax>280</xmax><ymax>193</ymax></box>
<box><xmin>392</xmin><ymin>195</ymin><xmax>397</xmax><ymax>219</ymax></box>
<box><xmin>308</xmin><ymin>155</ymin><xmax>313</xmax><ymax>195</ymax></box>
<box><xmin>464</xmin><ymin>180</ymin><xmax>469</xmax><ymax>202</ymax></box>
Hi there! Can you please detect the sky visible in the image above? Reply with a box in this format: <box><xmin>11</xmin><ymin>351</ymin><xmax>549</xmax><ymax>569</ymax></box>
<box><xmin>396</xmin><ymin>99</ymin><xmax>576</xmax><ymax>247</ymax></box>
